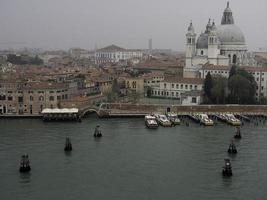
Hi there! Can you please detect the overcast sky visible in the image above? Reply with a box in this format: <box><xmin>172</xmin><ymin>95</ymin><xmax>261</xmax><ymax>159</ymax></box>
<box><xmin>0</xmin><ymin>0</ymin><xmax>266</xmax><ymax>51</ymax></box>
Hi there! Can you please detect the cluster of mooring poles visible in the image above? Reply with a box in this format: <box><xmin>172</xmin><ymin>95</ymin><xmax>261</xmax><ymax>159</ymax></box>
<box><xmin>222</xmin><ymin>127</ymin><xmax>242</xmax><ymax>177</ymax></box>
<box><xmin>19</xmin><ymin>125</ymin><xmax>103</xmax><ymax>173</ymax></box>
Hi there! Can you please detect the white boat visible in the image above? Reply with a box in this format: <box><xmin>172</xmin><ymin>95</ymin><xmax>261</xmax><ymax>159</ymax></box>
<box><xmin>224</xmin><ymin>114</ymin><xmax>241</xmax><ymax>126</ymax></box>
<box><xmin>166</xmin><ymin>113</ymin><xmax>181</xmax><ymax>125</ymax></box>
<box><xmin>156</xmin><ymin>114</ymin><xmax>172</xmax><ymax>127</ymax></box>
<box><xmin>197</xmin><ymin>114</ymin><xmax>214</xmax><ymax>126</ymax></box>
<box><xmin>145</xmin><ymin>115</ymin><xmax>159</xmax><ymax>129</ymax></box>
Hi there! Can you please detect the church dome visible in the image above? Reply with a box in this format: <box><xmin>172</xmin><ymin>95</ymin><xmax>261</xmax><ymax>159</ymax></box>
<box><xmin>196</xmin><ymin>33</ymin><xmax>208</xmax><ymax>49</ymax></box>
<box><xmin>216</xmin><ymin>24</ymin><xmax>245</xmax><ymax>45</ymax></box>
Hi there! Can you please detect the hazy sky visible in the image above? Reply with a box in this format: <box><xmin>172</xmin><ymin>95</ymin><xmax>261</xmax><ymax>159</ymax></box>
<box><xmin>0</xmin><ymin>0</ymin><xmax>266</xmax><ymax>51</ymax></box>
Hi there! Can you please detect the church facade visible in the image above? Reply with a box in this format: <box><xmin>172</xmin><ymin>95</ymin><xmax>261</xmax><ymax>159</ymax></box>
<box><xmin>185</xmin><ymin>2</ymin><xmax>255</xmax><ymax>70</ymax></box>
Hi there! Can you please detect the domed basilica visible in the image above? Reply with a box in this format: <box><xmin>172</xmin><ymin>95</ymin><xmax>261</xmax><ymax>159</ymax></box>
<box><xmin>185</xmin><ymin>2</ymin><xmax>256</xmax><ymax>69</ymax></box>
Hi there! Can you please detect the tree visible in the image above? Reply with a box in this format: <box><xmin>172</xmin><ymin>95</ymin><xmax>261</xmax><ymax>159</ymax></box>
<box><xmin>228</xmin><ymin>74</ymin><xmax>254</xmax><ymax>104</ymax></box>
<box><xmin>229</xmin><ymin>65</ymin><xmax>237</xmax><ymax>79</ymax></box>
<box><xmin>204</xmin><ymin>72</ymin><xmax>213</xmax><ymax>103</ymax></box>
<box><xmin>210</xmin><ymin>76</ymin><xmax>228</xmax><ymax>104</ymax></box>
<box><xmin>228</xmin><ymin>68</ymin><xmax>256</xmax><ymax>104</ymax></box>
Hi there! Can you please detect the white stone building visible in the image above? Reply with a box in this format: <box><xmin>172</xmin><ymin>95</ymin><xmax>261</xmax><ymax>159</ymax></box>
<box><xmin>199</xmin><ymin>64</ymin><xmax>231</xmax><ymax>79</ymax></box>
<box><xmin>185</xmin><ymin>2</ymin><xmax>256</xmax><ymax>74</ymax></box>
<box><xmin>150</xmin><ymin>77</ymin><xmax>203</xmax><ymax>105</ymax></box>
<box><xmin>95</xmin><ymin>45</ymin><xmax>143</xmax><ymax>64</ymax></box>
<box><xmin>242</xmin><ymin>67</ymin><xmax>267</xmax><ymax>101</ymax></box>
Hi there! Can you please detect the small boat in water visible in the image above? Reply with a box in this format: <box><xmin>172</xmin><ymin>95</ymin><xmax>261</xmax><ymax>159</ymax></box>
<box><xmin>156</xmin><ymin>114</ymin><xmax>172</xmax><ymax>127</ymax></box>
<box><xmin>145</xmin><ymin>115</ymin><xmax>159</xmax><ymax>129</ymax></box>
<box><xmin>166</xmin><ymin>113</ymin><xmax>181</xmax><ymax>125</ymax></box>
<box><xmin>222</xmin><ymin>159</ymin><xmax>232</xmax><ymax>177</ymax></box>
<box><xmin>19</xmin><ymin>154</ymin><xmax>31</xmax><ymax>173</ymax></box>
<box><xmin>197</xmin><ymin>114</ymin><xmax>214</xmax><ymax>126</ymax></box>
<box><xmin>225</xmin><ymin>114</ymin><xmax>241</xmax><ymax>126</ymax></box>
<box><xmin>94</xmin><ymin>125</ymin><xmax>102</xmax><ymax>137</ymax></box>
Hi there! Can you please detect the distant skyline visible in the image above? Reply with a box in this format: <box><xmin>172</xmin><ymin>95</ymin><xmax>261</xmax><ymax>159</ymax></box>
<box><xmin>0</xmin><ymin>0</ymin><xmax>266</xmax><ymax>51</ymax></box>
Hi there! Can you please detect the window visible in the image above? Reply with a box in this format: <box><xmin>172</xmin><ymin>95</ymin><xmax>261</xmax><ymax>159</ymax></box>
<box><xmin>201</xmin><ymin>50</ymin><xmax>204</xmax><ymax>55</ymax></box>
<box><xmin>0</xmin><ymin>95</ymin><xmax>6</xmax><ymax>100</ymax></box>
<box><xmin>172</xmin><ymin>84</ymin><xmax>174</xmax><ymax>88</ymax></box>
<box><xmin>185</xmin><ymin>85</ymin><xmax>188</xmax><ymax>89</ymax></box>
<box><xmin>49</xmin><ymin>96</ymin><xmax>54</xmax><ymax>101</ymax></box>
<box><xmin>181</xmin><ymin>84</ymin><xmax>183</xmax><ymax>89</ymax></box>
<box><xmin>39</xmin><ymin>96</ymin><xmax>44</xmax><ymax>101</ymax></box>
<box><xmin>190</xmin><ymin>85</ymin><xmax>192</xmax><ymax>89</ymax></box>
<box><xmin>8</xmin><ymin>96</ymin><xmax>13</xmax><ymax>101</ymax></box>
<box><xmin>164</xmin><ymin>83</ymin><xmax>167</xmax><ymax>88</ymax></box>
<box><xmin>195</xmin><ymin>85</ymin><xmax>197</xmax><ymax>90</ymax></box>
<box><xmin>18</xmin><ymin>96</ymin><xmax>23</xmax><ymax>103</ymax></box>
<box><xmin>176</xmin><ymin>84</ymin><xmax>179</xmax><ymax>89</ymax></box>
<box><xmin>57</xmin><ymin>96</ymin><xmax>61</xmax><ymax>100</ymax></box>
<box><xmin>171</xmin><ymin>92</ymin><xmax>174</xmax><ymax>97</ymax></box>
<box><xmin>30</xmin><ymin>96</ymin><xmax>34</xmax><ymax>101</ymax></box>
<box><xmin>192</xmin><ymin>97</ymin><xmax>197</xmax><ymax>103</ymax></box>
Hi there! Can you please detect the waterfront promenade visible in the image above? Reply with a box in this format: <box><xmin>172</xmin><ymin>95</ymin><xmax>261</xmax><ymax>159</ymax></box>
<box><xmin>1</xmin><ymin>103</ymin><xmax>267</xmax><ymax>118</ymax></box>
<box><xmin>92</xmin><ymin>103</ymin><xmax>267</xmax><ymax>117</ymax></box>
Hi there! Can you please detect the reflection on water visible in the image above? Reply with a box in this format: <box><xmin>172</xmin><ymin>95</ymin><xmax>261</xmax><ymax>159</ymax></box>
<box><xmin>0</xmin><ymin>117</ymin><xmax>267</xmax><ymax>200</ymax></box>
<box><xmin>19</xmin><ymin>173</ymin><xmax>31</xmax><ymax>184</ymax></box>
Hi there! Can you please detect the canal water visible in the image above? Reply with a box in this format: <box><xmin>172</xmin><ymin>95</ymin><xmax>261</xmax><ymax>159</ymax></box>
<box><xmin>0</xmin><ymin>116</ymin><xmax>267</xmax><ymax>200</ymax></box>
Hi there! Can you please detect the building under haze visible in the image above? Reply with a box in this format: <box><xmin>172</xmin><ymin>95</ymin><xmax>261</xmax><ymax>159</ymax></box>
<box><xmin>94</xmin><ymin>45</ymin><xmax>143</xmax><ymax>65</ymax></box>
<box><xmin>185</xmin><ymin>2</ymin><xmax>256</xmax><ymax>71</ymax></box>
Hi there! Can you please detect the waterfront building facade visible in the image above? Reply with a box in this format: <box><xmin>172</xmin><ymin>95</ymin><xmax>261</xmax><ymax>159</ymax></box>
<box><xmin>0</xmin><ymin>80</ymin><xmax>69</xmax><ymax>115</ymax></box>
<box><xmin>150</xmin><ymin>77</ymin><xmax>203</xmax><ymax>105</ymax></box>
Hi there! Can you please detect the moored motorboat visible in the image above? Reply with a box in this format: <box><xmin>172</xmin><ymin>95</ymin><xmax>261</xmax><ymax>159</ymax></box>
<box><xmin>225</xmin><ymin>114</ymin><xmax>241</xmax><ymax>126</ymax></box>
<box><xmin>145</xmin><ymin>115</ymin><xmax>159</xmax><ymax>129</ymax></box>
<box><xmin>198</xmin><ymin>114</ymin><xmax>214</xmax><ymax>126</ymax></box>
<box><xmin>156</xmin><ymin>114</ymin><xmax>172</xmax><ymax>127</ymax></box>
<box><xmin>166</xmin><ymin>113</ymin><xmax>181</xmax><ymax>125</ymax></box>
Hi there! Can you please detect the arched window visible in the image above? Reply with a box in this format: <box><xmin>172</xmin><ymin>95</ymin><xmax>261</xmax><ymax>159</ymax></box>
<box><xmin>39</xmin><ymin>96</ymin><xmax>44</xmax><ymax>101</ymax></box>
<box><xmin>201</xmin><ymin>50</ymin><xmax>204</xmax><ymax>55</ymax></box>
<box><xmin>233</xmin><ymin>54</ymin><xmax>237</xmax><ymax>64</ymax></box>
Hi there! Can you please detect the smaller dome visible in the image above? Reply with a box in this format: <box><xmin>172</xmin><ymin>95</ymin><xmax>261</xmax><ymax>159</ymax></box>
<box><xmin>196</xmin><ymin>33</ymin><xmax>208</xmax><ymax>49</ymax></box>
<box><xmin>187</xmin><ymin>21</ymin><xmax>195</xmax><ymax>33</ymax></box>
